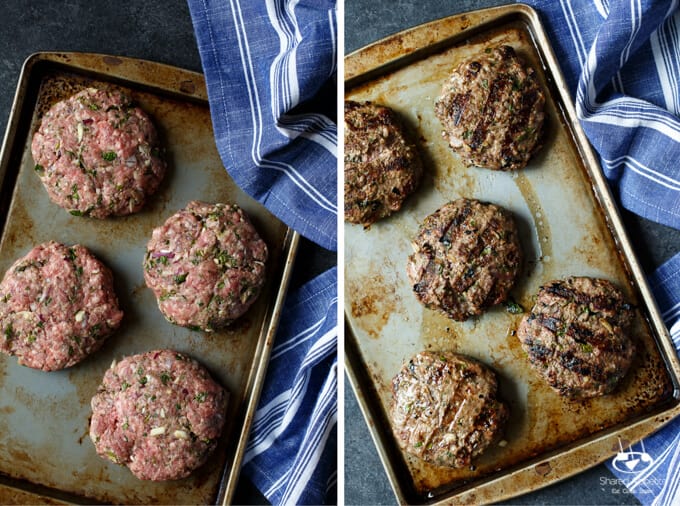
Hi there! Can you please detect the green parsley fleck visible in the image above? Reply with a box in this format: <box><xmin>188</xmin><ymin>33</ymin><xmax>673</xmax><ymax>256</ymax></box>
<box><xmin>160</xmin><ymin>372</ymin><xmax>171</xmax><ymax>385</ymax></box>
<box><xmin>174</xmin><ymin>273</ymin><xmax>187</xmax><ymax>284</ymax></box>
<box><xmin>504</xmin><ymin>299</ymin><xmax>524</xmax><ymax>315</ymax></box>
<box><xmin>34</xmin><ymin>164</ymin><xmax>45</xmax><ymax>175</ymax></box>
<box><xmin>102</xmin><ymin>151</ymin><xmax>117</xmax><ymax>161</ymax></box>
<box><xmin>194</xmin><ymin>392</ymin><xmax>207</xmax><ymax>403</ymax></box>
<box><xmin>69</xmin><ymin>210</ymin><xmax>83</xmax><ymax>216</ymax></box>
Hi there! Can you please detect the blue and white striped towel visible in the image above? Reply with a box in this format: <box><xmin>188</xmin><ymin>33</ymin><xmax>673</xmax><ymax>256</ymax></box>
<box><xmin>521</xmin><ymin>1</ymin><xmax>680</xmax><ymax>504</ymax></box>
<box><xmin>187</xmin><ymin>0</ymin><xmax>338</xmax><ymax>253</ymax></box>
<box><xmin>186</xmin><ymin>1</ymin><xmax>338</xmax><ymax>504</ymax></box>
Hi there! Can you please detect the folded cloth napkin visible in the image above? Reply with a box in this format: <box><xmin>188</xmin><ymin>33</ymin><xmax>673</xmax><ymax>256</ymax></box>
<box><xmin>186</xmin><ymin>1</ymin><xmax>338</xmax><ymax>504</ymax></box>
<box><xmin>521</xmin><ymin>1</ymin><xmax>680</xmax><ymax>504</ymax></box>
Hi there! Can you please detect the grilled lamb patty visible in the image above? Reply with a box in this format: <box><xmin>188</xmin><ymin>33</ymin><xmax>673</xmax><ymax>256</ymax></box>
<box><xmin>434</xmin><ymin>45</ymin><xmax>545</xmax><ymax>171</ymax></box>
<box><xmin>344</xmin><ymin>100</ymin><xmax>423</xmax><ymax>226</ymax></box>
<box><xmin>31</xmin><ymin>87</ymin><xmax>166</xmax><ymax>218</ymax></box>
<box><xmin>90</xmin><ymin>349</ymin><xmax>228</xmax><ymax>481</ymax></box>
<box><xmin>0</xmin><ymin>241</ymin><xmax>123</xmax><ymax>371</ymax></box>
<box><xmin>406</xmin><ymin>198</ymin><xmax>522</xmax><ymax>321</ymax></box>
<box><xmin>144</xmin><ymin>201</ymin><xmax>268</xmax><ymax>331</ymax></box>
<box><xmin>390</xmin><ymin>351</ymin><xmax>508</xmax><ymax>468</ymax></box>
<box><xmin>517</xmin><ymin>277</ymin><xmax>635</xmax><ymax>398</ymax></box>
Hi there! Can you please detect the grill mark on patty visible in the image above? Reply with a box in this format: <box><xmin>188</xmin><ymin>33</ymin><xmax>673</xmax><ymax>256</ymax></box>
<box><xmin>448</xmin><ymin>91</ymin><xmax>472</xmax><ymax>127</ymax></box>
<box><xmin>517</xmin><ymin>277</ymin><xmax>635</xmax><ymax>398</ymax></box>
<box><xmin>469</xmin><ymin>73</ymin><xmax>514</xmax><ymax>152</ymax></box>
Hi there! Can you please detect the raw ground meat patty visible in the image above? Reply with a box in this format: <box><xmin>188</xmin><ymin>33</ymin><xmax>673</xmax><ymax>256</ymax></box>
<box><xmin>390</xmin><ymin>351</ymin><xmax>508</xmax><ymax>468</ymax></box>
<box><xmin>344</xmin><ymin>100</ymin><xmax>423</xmax><ymax>226</ymax></box>
<box><xmin>90</xmin><ymin>349</ymin><xmax>228</xmax><ymax>481</ymax></box>
<box><xmin>434</xmin><ymin>45</ymin><xmax>545</xmax><ymax>171</ymax></box>
<box><xmin>144</xmin><ymin>201</ymin><xmax>268</xmax><ymax>331</ymax></box>
<box><xmin>406</xmin><ymin>198</ymin><xmax>522</xmax><ymax>321</ymax></box>
<box><xmin>517</xmin><ymin>276</ymin><xmax>635</xmax><ymax>398</ymax></box>
<box><xmin>0</xmin><ymin>241</ymin><xmax>123</xmax><ymax>371</ymax></box>
<box><xmin>31</xmin><ymin>87</ymin><xmax>166</xmax><ymax>218</ymax></box>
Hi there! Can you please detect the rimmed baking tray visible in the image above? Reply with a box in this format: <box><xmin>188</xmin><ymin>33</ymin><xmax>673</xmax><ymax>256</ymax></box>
<box><xmin>344</xmin><ymin>4</ymin><xmax>680</xmax><ymax>504</ymax></box>
<box><xmin>0</xmin><ymin>52</ymin><xmax>298</xmax><ymax>504</ymax></box>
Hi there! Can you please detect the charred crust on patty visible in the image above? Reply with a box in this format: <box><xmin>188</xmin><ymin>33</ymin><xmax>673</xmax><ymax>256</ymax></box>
<box><xmin>434</xmin><ymin>45</ymin><xmax>545</xmax><ymax>171</ymax></box>
<box><xmin>390</xmin><ymin>351</ymin><xmax>508</xmax><ymax>468</ymax></box>
<box><xmin>406</xmin><ymin>198</ymin><xmax>522</xmax><ymax>321</ymax></box>
<box><xmin>517</xmin><ymin>276</ymin><xmax>635</xmax><ymax>398</ymax></box>
<box><xmin>344</xmin><ymin>100</ymin><xmax>423</xmax><ymax>226</ymax></box>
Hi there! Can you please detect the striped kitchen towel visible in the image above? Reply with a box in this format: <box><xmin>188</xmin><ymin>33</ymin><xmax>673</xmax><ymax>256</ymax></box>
<box><xmin>521</xmin><ymin>1</ymin><xmax>680</xmax><ymax>504</ymax></box>
<box><xmin>187</xmin><ymin>0</ymin><xmax>338</xmax><ymax>252</ymax></box>
<box><xmin>241</xmin><ymin>266</ymin><xmax>338</xmax><ymax>505</ymax></box>
<box><xmin>186</xmin><ymin>1</ymin><xmax>338</xmax><ymax>504</ymax></box>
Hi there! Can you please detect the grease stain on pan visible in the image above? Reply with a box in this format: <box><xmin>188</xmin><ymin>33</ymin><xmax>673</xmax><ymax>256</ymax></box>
<box><xmin>349</xmin><ymin>273</ymin><xmax>397</xmax><ymax>339</ymax></box>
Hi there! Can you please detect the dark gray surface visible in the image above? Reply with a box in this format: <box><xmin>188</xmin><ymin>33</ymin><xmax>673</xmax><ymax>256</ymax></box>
<box><xmin>344</xmin><ymin>0</ymin><xmax>680</xmax><ymax>505</ymax></box>
<box><xmin>0</xmin><ymin>1</ymin><xmax>335</xmax><ymax>504</ymax></box>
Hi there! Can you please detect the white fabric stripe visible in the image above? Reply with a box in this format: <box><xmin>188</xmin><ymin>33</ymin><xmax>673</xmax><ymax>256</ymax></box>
<box><xmin>601</xmin><ymin>155</ymin><xmax>680</xmax><ymax>190</ymax></box>
<box><xmin>243</xmin><ymin>371</ymin><xmax>310</xmax><ymax>462</ymax></box>
<box><xmin>246</xmin><ymin>368</ymin><xmax>308</xmax><ymax>451</ymax></box>
<box><xmin>262</xmin><ymin>372</ymin><xmax>336</xmax><ymax>497</ymax></box>
<box><xmin>271</xmin><ymin>311</ymin><xmax>335</xmax><ymax>360</ymax></box>
<box><xmin>559</xmin><ymin>0</ymin><xmax>587</xmax><ymax>66</ymax></box>
<box><xmin>653</xmin><ymin>439</ymin><xmax>680</xmax><ymax>504</ymax></box>
<box><xmin>281</xmin><ymin>396</ymin><xmax>337</xmax><ymax>504</ymax></box>
<box><xmin>580</xmin><ymin>106</ymin><xmax>680</xmax><ymax>143</ymax></box>
<box><xmin>594</xmin><ymin>0</ymin><xmax>609</xmax><ymax>18</ymax></box>
<box><xmin>651</xmin><ymin>13</ymin><xmax>679</xmax><ymax>113</ymax></box>
<box><xmin>590</xmin><ymin>98</ymin><xmax>680</xmax><ymax>123</ymax></box>
<box><xmin>620</xmin><ymin>0</ymin><xmax>641</xmax><ymax>66</ymax></box>
<box><xmin>272</xmin><ymin>316</ymin><xmax>324</xmax><ymax>356</ymax></box>
<box><xmin>274</xmin><ymin>371</ymin><xmax>337</xmax><ymax>503</ymax></box>
<box><xmin>269</xmin><ymin>365</ymin><xmax>337</xmax><ymax>502</ymax></box>
<box><xmin>231</xmin><ymin>0</ymin><xmax>338</xmax><ymax>215</ymax></box>
<box><xmin>661</xmin><ymin>300</ymin><xmax>680</xmax><ymax>319</ymax></box>
<box><xmin>328</xmin><ymin>8</ymin><xmax>337</xmax><ymax>76</ymax></box>
<box><xmin>266</xmin><ymin>0</ymin><xmax>297</xmax><ymax>118</ymax></box>
<box><xmin>628</xmin><ymin>434</ymin><xmax>679</xmax><ymax>490</ymax></box>
<box><xmin>249</xmin><ymin>391</ymin><xmax>289</xmax><ymax>432</ymax></box>
<box><xmin>276</xmin><ymin>126</ymin><xmax>338</xmax><ymax>154</ymax></box>
<box><xmin>299</xmin><ymin>328</ymin><xmax>337</xmax><ymax>368</ymax></box>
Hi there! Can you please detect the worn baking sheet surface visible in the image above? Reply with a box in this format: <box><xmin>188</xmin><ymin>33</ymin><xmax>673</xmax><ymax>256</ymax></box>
<box><xmin>345</xmin><ymin>5</ymin><xmax>680</xmax><ymax>504</ymax></box>
<box><xmin>0</xmin><ymin>53</ymin><xmax>294</xmax><ymax>504</ymax></box>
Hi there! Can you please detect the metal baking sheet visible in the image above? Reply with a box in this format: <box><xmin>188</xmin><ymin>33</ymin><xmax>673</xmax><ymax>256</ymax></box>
<box><xmin>344</xmin><ymin>4</ymin><xmax>680</xmax><ymax>504</ymax></box>
<box><xmin>0</xmin><ymin>52</ymin><xmax>298</xmax><ymax>504</ymax></box>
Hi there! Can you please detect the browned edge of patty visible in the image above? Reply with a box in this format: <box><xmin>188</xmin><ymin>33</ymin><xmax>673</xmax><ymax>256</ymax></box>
<box><xmin>344</xmin><ymin>100</ymin><xmax>423</xmax><ymax>227</ymax></box>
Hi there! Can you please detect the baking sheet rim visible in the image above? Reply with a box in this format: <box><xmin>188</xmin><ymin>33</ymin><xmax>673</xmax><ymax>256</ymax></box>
<box><xmin>343</xmin><ymin>4</ymin><xmax>680</xmax><ymax>504</ymax></box>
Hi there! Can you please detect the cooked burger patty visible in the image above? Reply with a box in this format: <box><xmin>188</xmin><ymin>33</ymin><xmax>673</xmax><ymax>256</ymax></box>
<box><xmin>144</xmin><ymin>201</ymin><xmax>268</xmax><ymax>331</ymax></box>
<box><xmin>434</xmin><ymin>45</ymin><xmax>545</xmax><ymax>171</ymax></box>
<box><xmin>517</xmin><ymin>277</ymin><xmax>635</xmax><ymax>398</ymax></box>
<box><xmin>344</xmin><ymin>100</ymin><xmax>423</xmax><ymax>226</ymax></box>
<box><xmin>31</xmin><ymin>87</ymin><xmax>166</xmax><ymax>218</ymax></box>
<box><xmin>0</xmin><ymin>241</ymin><xmax>123</xmax><ymax>371</ymax></box>
<box><xmin>390</xmin><ymin>351</ymin><xmax>508</xmax><ymax>468</ymax></box>
<box><xmin>90</xmin><ymin>349</ymin><xmax>228</xmax><ymax>481</ymax></box>
<box><xmin>406</xmin><ymin>198</ymin><xmax>522</xmax><ymax>321</ymax></box>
